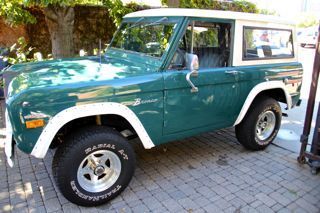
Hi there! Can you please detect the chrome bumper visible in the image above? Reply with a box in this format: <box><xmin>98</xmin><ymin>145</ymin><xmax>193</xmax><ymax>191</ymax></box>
<box><xmin>4</xmin><ymin>110</ymin><xmax>14</xmax><ymax>167</ymax></box>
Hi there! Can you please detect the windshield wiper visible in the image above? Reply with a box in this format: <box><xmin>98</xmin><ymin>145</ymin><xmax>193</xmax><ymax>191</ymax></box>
<box><xmin>127</xmin><ymin>17</ymin><xmax>145</xmax><ymax>30</ymax></box>
<box><xmin>127</xmin><ymin>17</ymin><xmax>169</xmax><ymax>30</ymax></box>
<box><xmin>141</xmin><ymin>17</ymin><xmax>168</xmax><ymax>27</ymax></box>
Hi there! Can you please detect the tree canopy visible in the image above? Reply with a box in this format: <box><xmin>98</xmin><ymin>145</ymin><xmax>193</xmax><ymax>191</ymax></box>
<box><xmin>0</xmin><ymin>1</ymin><xmax>36</xmax><ymax>25</ymax></box>
<box><xmin>162</xmin><ymin>0</ymin><xmax>258</xmax><ymax>13</ymax></box>
<box><xmin>0</xmin><ymin>0</ymin><xmax>148</xmax><ymax>58</ymax></box>
<box><xmin>0</xmin><ymin>0</ymin><xmax>259</xmax><ymax>59</ymax></box>
<box><xmin>0</xmin><ymin>0</ymin><xmax>135</xmax><ymax>26</ymax></box>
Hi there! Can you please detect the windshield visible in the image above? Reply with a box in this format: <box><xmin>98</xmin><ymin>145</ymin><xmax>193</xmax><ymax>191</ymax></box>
<box><xmin>110</xmin><ymin>18</ymin><xmax>178</xmax><ymax>58</ymax></box>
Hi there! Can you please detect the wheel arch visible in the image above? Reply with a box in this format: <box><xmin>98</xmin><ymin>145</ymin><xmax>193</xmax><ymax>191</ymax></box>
<box><xmin>234</xmin><ymin>81</ymin><xmax>291</xmax><ymax>126</ymax></box>
<box><xmin>30</xmin><ymin>102</ymin><xmax>155</xmax><ymax>159</ymax></box>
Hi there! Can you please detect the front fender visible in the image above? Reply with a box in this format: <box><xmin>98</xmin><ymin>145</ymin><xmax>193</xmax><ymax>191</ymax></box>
<box><xmin>30</xmin><ymin>102</ymin><xmax>155</xmax><ymax>158</ymax></box>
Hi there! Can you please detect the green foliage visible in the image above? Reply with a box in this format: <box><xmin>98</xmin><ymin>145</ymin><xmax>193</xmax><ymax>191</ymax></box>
<box><xmin>259</xmin><ymin>9</ymin><xmax>278</xmax><ymax>16</ymax></box>
<box><xmin>297</xmin><ymin>13</ymin><xmax>319</xmax><ymax>28</ymax></box>
<box><xmin>213</xmin><ymin>0</ymin><xmax>258</xmax><ymax>13</ymax></box>
<box><xmin>24</xmin><ymin>0</ymin><xmax>101</xmax><ymax>7</ymax></box>
<box><xmin>4</xmin><ymin>37</ymin><xmax>41</xmax><ymax>64</ymax></box>
<box><xmin>102</xmin><ymin>0</ymin><xmax>150</xmax><ymax>26</ymax></box>
<box><xmin>0</xmin><ymin>0</ymin><xmax>102</xmax><ymax>25</ymax></box>
<box><xmin>1</xmin><ymin>0</ymin><xmax>149</xmax><ymax>26</ymax></box>
<box><xmin>162</xmin><ymin>0</ymin><xmax>258</xmax><ymax>13</ymax></box>
<box><xmin>0</xmin><ymin>1</ymin><xmax>36</xmax><ymax>25</ymax></box>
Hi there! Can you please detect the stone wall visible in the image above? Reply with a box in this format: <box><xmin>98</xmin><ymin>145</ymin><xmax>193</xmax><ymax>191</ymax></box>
<box><xmin>0</xmin><ymin>6</ymin><xmax>116</xmax><ymax>57</ymax></box>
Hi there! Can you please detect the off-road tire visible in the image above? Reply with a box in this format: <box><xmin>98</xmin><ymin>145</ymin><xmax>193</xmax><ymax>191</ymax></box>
<box><xmin>52</xmin><ymin>126</ymin><xmax>135</xmax><ymax>206</ymax></box>
<box><xmin>235</xmin><ymin>96</ymin><xmax>282</xmax><ymax>151</ymax></box>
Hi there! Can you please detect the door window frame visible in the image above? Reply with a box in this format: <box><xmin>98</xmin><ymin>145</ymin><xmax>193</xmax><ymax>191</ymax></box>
<box><xmin>163</xmin><ymin>17</ymin><xmax>235</xmax><ymax>71</ymax></box>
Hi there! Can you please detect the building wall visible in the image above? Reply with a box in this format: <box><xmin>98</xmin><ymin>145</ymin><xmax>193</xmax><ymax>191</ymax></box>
<box><xmin>0</xmin><ymin>19</ymin><xmax>28</xmax><ymax>48</ymax></box>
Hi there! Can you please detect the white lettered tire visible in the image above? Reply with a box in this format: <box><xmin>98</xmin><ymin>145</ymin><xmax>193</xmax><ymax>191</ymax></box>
<box><xmin>235</xmin><ymin>96</ymin><xmax>282</xmax><ymax>150</ymax></box>
<box><xmin>52</xmin><ymin>126</ymin><xmax>135</xmax><ymax>206</ymax></box>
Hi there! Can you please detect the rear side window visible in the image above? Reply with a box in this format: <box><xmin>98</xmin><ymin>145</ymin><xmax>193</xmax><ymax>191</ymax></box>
<box><xmin>243</xmin><ymin>27</ymin><xmax>294</xmax><ymax>60</ymax></box>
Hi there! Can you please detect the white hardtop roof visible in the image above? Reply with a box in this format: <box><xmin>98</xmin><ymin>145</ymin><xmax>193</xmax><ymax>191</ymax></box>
<box><xmin>124</xmin><ymin>8</ymin><xmax>295</xmax><ymax>25</ymax></box>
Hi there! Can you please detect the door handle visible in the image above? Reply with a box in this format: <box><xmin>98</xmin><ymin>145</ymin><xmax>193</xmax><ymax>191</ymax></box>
<box><xmin>186</xmin><ymin>70</ymin><xmax>199</xmax><ymax>93</ymax></box>
<box><xmin>225</xmin><ymin>70</ymin><xmax>239</xmax><ymax>75</ymax></box>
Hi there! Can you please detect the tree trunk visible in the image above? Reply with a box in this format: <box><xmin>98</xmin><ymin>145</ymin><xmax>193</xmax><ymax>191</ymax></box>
<box><xmin>44</xmin><ymin>5</ymin><xmax>75</xmax><ymax>59</ymax></box>
<box><xmin>167</xmin><ymin>0</ymin><xmax>180</xmax><ymax>7</ymax></box>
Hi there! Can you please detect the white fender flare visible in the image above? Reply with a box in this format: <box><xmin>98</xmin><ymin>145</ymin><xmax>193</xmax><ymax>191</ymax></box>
<box><xmin>233</xmin><ymin>81</ymin><xmax>292</xmax><ymax>126</ymax></box>
<box><xmin>30</xmin><ymin>102</ymin><xmax>155</xmax><ymax>158</ymax></box>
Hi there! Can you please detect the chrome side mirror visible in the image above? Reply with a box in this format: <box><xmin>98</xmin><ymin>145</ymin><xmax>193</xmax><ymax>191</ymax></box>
<box><xmin>185</xmin><ymin>54</ymin><xmax>199</xmax><ymax>93</ymax></box>
<box><xmin>186</xmin><ymin>53</ymin><xmax>199</xmax><ymax>72</ymax></box>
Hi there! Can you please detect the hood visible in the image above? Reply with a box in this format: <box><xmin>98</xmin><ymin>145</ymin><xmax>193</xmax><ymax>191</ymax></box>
<box><xmin>5</xmin><ymin>56</ymin><xmax>157</xmax><ymax>97</ymax></box>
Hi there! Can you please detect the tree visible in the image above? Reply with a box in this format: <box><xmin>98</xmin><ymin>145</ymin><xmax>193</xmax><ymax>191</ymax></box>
<box><xmin>1</xmin><ymin>1</ymin><xmax>94</xmax><ymax>58</ymax></box>
<box><xmin>167</xmin><ymin>0</ymin><xmax>180</xmax><ymax>7</ymax></box>
<box><xmin>297</xmin><ymin>13</ymin><xmax>319</xmax><ymax>28</ymax></box>
<box><xmin>162</xmin><ymin>0</ymin><xmax>258</xmax><ymax>13</ymax></box>
<box><xmin>0</xmin><ymin>0</ymin><xmax>139</xmax><ymax>58</ymax></box>
<box><xmin>103</xmin><ymin>0</ymin><xmax>150</xmax><ymax>27</ymax></box>
<box><xmin>43</xmin><ymin>4</ymin><xmax>76</xmax><ymax>58</ymax></box>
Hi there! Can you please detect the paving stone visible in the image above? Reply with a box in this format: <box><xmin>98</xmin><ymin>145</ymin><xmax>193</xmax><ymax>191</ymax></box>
<box><xmin>29</xmin><ymin>206</ymin><xmax>47</xmax><ymax>213</ymax></box>
<box><xmin>255</xmin><ymin>193</ymin><xmax>276</xmax><ymax>207</ymax></box>
<box><xmin>235</xmin><ymin>191</ymin><xmax>255</xmax><ymax>204</ymax></box>
<box><xmin>212</xmin><ymin>198</ymin><xmax>232</xmax><ymax>209</ymax></box>
<box><xmin>295</xmin><ymin>197</ymin><xmax>319</xmax><ymax>213</ymax></box>
<box><xmin>151</xmin><ymin>206</ymin><xmax>169</xmax><ymax>213</ymax></box>
<box><xmin>255</xmin><ymin>204</ymin><xmax>273</xmax><ymax>213</ymax></box>
<box><xmin>142</xmin><ymin>196</ymin><xmax>163</xmax><ymax>210</ymax></box>
<box><xmin>277</xmin><ymin>208</ymin><xmax>291</xmax><ymax>213</ymax></box>
<box><xmin>271</xmin><ymin>203</ymin><xmax>284</xmax><ymax>212</ymax></box>
<box><xmin>62</xmin><ymin>203</ymin><xmax>81</xmax><ymax>213</ymax></box>
<box><xmin>203</xmin><ymin>203</ymin><xmax>221</xmax><ymax>212</ymax></box>
<box><xmin>177</xmin><ymin>197</ymin><xmax>198</xmax><ymax>210</ymax></box>
<box><xmin>194</xmin><ymin>196</ymin><xmax>211</xmax><ymax>207</ymax></box>
<box><xmin>110</xmin><ymin>200</ymin><xmax>127</xmax><ymax>210</ymax></box>
<box><xmin>153</xmin><ymin>191</ymin><xmax>171</xmax><ymax>201</ymax></box>
<box><xmin>169</xmin><ymin>190</ymin><xmax>187</xmax><ymax>200</ymax></box>
<box><xmin>269</xmin><ymin>191</ymin><xmax>291</xmax><ymax>206</ymax></box>
<box><xmin>0</xmin><ymin>102</ymin><xmax>319</xmax><ymax>213</ymax></box>
<box><xmin>44</xmin><ymin>198</ymin><xmax>61</xmax><ymax>212</ymax></box>
<box><xmin>162</xmin><ymin>199</ymin><xmax>184</xmax><ymax>212</ymax></box>
<box><xmin>239</xmin><ymin>205</ymin><xmax>258</xmax><ymax>213</ymax></box>
<box><xmin>229</xmin><ymin>197</ymin><xmax>246</xmax><ymax>209</ymax></box>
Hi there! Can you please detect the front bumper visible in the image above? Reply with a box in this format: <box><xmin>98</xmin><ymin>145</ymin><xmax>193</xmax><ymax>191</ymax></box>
<box><xmin>4</xmin><ymin>110</ymin><xmax>14</xmax><ymax>167</ymax></box>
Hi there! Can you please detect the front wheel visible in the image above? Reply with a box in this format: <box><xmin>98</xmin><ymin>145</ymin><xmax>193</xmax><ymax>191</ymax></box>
<box><xmin>236</xmin><ymin>97</ymin><xmax>282</xmax><ymax>150</ymax></box>
<box><xmin>52</xmin><ymin>126</ymin><xmax>135</xmax><ymax>206</ymax></box>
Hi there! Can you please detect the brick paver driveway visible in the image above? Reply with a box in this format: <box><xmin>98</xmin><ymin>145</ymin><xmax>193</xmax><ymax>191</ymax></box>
<box><xmin>0</xmin><ymin>105</ymin><xmax>319</xmax><ymax>212</ymax></box>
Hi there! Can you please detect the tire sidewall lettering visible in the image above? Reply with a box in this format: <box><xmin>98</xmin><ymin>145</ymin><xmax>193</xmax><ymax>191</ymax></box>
<box><xmin>70</xmin><ymin>181</ymin><xmax>122</xmax><ymax>201</ymax></box>
<box><xmin>71</xmin><ymin>143</ymin><xmax>130</xmax><ymax>200</ymax></box>
<box><xmin>84</xmin><ymin>143</ymin><xmax>129</xmax><ymax>161</ymax></box>
<box><xmin>85</xmin><ymin>143</ymin><xmax>116</xmax><ymax>155</ymax></box>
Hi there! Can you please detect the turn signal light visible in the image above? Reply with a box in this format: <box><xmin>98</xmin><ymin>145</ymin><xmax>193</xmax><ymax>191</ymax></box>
<box><xmin>26</xmin><ymin>119</ymin><xmax>45</xmax><ymax>129</ymax></box>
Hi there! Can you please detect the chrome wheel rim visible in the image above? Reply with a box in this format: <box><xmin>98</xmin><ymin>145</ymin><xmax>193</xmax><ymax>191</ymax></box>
<box><xmin>77</xmin><ymin>150</ymin><xmax>121</xmax><ymax>193</ymax></box>
<box><xmin>256</xmin><ymin>110</ymin><xmax>276</xmax><ymax>141</ymax></box>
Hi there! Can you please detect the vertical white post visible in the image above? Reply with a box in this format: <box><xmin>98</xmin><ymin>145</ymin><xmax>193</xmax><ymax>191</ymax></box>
<box><xmin>191</xmin><ymin>21</ymin><xmax>194</xmax><ymax>54</ymax></box>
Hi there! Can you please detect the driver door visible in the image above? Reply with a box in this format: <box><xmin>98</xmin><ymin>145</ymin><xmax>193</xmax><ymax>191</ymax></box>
<box><xmin>163</xmin><ymin>18</ymin><xmax>241</xmax><ymax>135</ymax></box>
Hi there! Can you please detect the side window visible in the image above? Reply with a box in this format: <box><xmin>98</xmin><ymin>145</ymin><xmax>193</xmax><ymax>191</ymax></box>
<box><xmin>243</xmin><ymin>27</ymin><xmax>294</xmax><ymax>60</ymax></box>
<box><xmin>169</xmin><ymin>21</ymin><xmax>231</xmax><ymax>69</ymax></box>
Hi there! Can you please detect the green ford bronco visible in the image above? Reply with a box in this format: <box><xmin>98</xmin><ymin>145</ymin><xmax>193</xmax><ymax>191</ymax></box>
<box><xmin>3</xmin><ymin>8</ymin><xmax>302</xmax><ymax>206</ymax></box>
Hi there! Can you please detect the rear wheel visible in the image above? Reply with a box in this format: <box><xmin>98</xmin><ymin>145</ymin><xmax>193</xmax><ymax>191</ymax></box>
<box><xmin>236</xmin><ymin>97</ymin><xmax>282</xmax><ymax>150</ymax></box>
<box><xmin>52</xmin><ymin>126</ymin><xmax>135</xmax><ymax>206</ymax></box>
